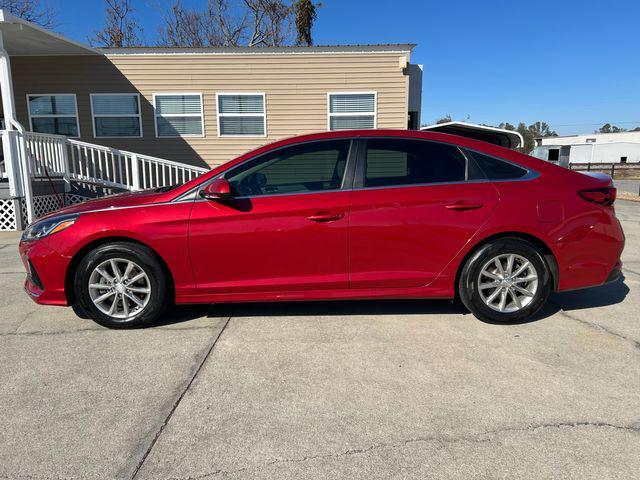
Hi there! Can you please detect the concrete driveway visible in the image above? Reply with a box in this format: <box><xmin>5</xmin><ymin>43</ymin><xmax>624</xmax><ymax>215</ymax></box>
<box><xmin>1</xmin><ymin>201</ymin><xmax>639</xmax><ymax>480</ymax></box>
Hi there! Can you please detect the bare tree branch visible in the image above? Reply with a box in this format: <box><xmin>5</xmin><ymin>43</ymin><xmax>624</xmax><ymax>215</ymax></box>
<box><xmin>92</xmin><ymin>0</ymin><xmax>144</xmax><ymax>47</ymax></box>
<box><xmin>0</xmin><ymin>0</ymin><xmax>57</xmax><ymax>28</ymax></box>
<box><xmin>158</xmin><ymin>0</ymin><xmax>318</xmax><ymax>48</ymax></box>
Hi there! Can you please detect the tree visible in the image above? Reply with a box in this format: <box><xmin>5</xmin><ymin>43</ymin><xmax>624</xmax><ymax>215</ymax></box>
<box><xmin>158</xmin><ymin>0</ymin><xmax>320</xmax><ymax>48</ymax></box>
<box><xmin>598</xmin><ymin>123</ymin><xmax>626</xmax><ymax>133</ymax></box>
<box><xmin>498</xmin><ymin>122</ymin><xmax>516</xmax><ymax>131</ymax></box>
<box><xmin>435</xmin><ymin>115</ymin><xmax>452</xmax><ymax>124</ymax></box>
<box><xmin>0</xmin><ymin>0</ymin><xmax>56</xmax><ymax>28</ymax></box>
<box><xmin>528</xmin><ymin>121</ymin><xmax>557</xmax><ymax>139</ymax></box>
<box><xmin>92</xmin><ymin>0</ymin><xmax>143</xmax><ymax>48</ymax></box>
<box><xmin>515</xmin><ymin>123</ymin><xmax>534</xmax><ymax>153</ymax></box>
<box><xmin>294</xmin><ymin>0</ymin><xmax>317</xmax><ymax>46</ymax></box>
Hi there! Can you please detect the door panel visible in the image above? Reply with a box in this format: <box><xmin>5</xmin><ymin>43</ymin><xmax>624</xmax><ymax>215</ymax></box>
<box><xmin>348</xmin><ymin>137</ymin><xmax>499</xmax><ymax>289</ymax></box>
<box><xmin>349</xmin><ymin>183</ymin><xmax>499</xmax><ymax>288</ymax></box>
<box><xmin>189</xmin><ymin>192</ymin><xmax>350</xmax><ymax>294</ymax></box>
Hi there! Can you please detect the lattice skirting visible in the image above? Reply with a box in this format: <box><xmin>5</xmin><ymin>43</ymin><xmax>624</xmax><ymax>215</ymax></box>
<box><xmin>0</xmin><ymin>193</ymin><xmax>92</xmax><ymax>231</ymax></box>
<box><xmin>0</xmin><ymin>199</ymin><xmax>17</xmax><ymax>231</ymax></box>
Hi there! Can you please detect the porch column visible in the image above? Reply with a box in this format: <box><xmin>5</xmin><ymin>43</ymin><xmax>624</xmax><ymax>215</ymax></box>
<box><xmin>0</xmin><ymin>30</ymin><xmax>34</xmax><ymax>224</ymax></box>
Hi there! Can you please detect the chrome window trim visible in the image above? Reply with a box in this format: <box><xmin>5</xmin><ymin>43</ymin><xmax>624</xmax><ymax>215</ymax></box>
<box><xmin>173</xmin><ymin>136</ymin><xmax>541</xmax><ymax>202</ymax></box>
<box><xmin>350</xmin><ymin>171</ymin><xmax>540</xmax><ymax>193</ymax></box>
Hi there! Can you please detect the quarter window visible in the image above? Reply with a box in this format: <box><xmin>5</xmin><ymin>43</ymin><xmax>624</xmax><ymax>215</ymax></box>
<box><xmin>363</xmin><ymin>139</ymin><xmax>467</xmax><ymax>188</ymax></box>
<box><xmin>154</xmin><ymin>94</ymin><xmax>203</xmax><ymax>137</ymax></box>
<box><xmin>91</xmin><ymin>94</ymin><xmax>141</xmax><ymax>137</ymax></box>
<box><xmin>217</xmin><ymin>94</ymin><xmax>266</xmax><ymax>136</ymax></box>
<box><xmin>27</xmin><ymin>94</ymin><xmax>79</xmax><ymax>137</ymax></box>
<box><xmin>328</xmin><ymin>92</ymin><xmax>376</xmax><ymax>131</ymax></box>
<box><xmin>466</xmin><ymin>150</ymin><xmax>528</xmax><ymax>180</ymax></box>
<box><xmin>224</xmin><ymin>140</ymin><xmax>351</xmax><ymax>197</ymax></box>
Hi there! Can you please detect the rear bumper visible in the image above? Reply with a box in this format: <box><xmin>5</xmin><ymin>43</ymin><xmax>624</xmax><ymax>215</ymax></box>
<box><xmin>556</xmin><ymin>208</ymin><xmax>625</xmax><ymax>292</ymax></box>
<box><xmin>19</xmin><ymin>239</ymin><xmax>70</xmax><ymax>306</ymax></box>
<box><xmin>604</xmin><ymin>261</ymin><xmax>623</xmax><ymax>284</ymax></box>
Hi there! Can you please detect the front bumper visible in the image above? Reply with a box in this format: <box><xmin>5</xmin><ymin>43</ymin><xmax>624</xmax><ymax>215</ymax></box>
<box><xmin>19</xmin><ymin>238</ymin><xmax>70</xmax><ymax>306</ymax></box>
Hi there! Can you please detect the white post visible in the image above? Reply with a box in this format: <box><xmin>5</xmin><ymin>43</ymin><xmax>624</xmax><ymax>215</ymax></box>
<box><xmin>130</xmin><ymin>153</ymin><xmax>141</xmax><ymax>191</ymax></box>
<box><xmin>1</xmin><ymin>130</ymin><xmax>21</xmax><ymax>196</ymax></box>
<box><xmin>0</xmin><ymin>31</ymin><xmax>34</xmax><ymax>224</ymax></box>
<box><xmin>60</xmin><ymin>139</ymin><xmax>71</xmax><ymax>192</ymax></box>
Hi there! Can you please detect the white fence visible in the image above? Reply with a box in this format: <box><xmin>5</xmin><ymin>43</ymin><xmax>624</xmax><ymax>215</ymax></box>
<box><xmin>2</xmin><ymin>130</ymin><xmax>209</xmax><ymax>195</ymax></box>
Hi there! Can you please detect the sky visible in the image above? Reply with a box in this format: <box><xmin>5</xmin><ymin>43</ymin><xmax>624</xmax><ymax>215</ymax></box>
<box><xmin>45</xmin><ymin>0</ymin><xmax>640</xmax><ymax>135</ymax></box>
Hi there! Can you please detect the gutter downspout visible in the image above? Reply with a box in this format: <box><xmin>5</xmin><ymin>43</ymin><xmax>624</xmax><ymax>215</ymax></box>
<box><xmin>0</xmin><ymin>32</ymin><xmax>34</xmax><ymax>224</ymax></box>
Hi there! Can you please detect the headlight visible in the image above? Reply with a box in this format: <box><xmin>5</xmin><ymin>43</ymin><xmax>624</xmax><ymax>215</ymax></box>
<box><xmin>21</xmin><ymin>214</ymin><xmax>79</xmax><ymax>242</ymax></box>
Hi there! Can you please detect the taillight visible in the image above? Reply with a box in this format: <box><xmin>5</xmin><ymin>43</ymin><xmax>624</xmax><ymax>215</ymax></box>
<box><xmin>578</xmin><ymin>187</ymin><xmax>616</xmax><ymax>206</ymax></box>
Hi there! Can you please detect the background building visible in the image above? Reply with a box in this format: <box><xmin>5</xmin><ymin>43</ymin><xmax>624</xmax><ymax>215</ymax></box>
<box><xmin>532</xmin><ymin>131</ymin><xmax>640</xmax><ymax>166</ymax></box>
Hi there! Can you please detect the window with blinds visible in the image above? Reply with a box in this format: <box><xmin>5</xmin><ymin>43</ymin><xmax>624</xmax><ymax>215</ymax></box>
<box><xmin>27</xmin><ymin>94</ymin><xmax>79</xmax><ymax>137</ymax></box>
<box><xmin>217</xmin><ymin>93</ymin><xmax>266</xmax><ymax>136</ymax></box>
<box><xmin>328</xmin><ymin>92</ymin><xmax>377</xmax><ymax>131</ymax></box>
<box><xmin>91</xmin><ymin>94</ymin><xmax>141</xmax><ymax>137</ymax></box>
<box><xmin>154</xmin><ymin>94</ymin><xmax>204</xmax><ymax>137</ymax></box>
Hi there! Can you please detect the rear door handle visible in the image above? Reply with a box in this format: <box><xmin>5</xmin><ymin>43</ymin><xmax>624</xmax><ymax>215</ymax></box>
<box><xmin>306</xmin><ymin>211</ymin><xmax>345</xmax><ymax>222</ymax></box>
<box><xmin>445</xmin><ymin>201</ymin><xmax>484</xmax><ymax>211</ymax></box>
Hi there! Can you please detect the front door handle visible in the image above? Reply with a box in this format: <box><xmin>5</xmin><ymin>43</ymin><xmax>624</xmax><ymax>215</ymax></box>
<box><xmin>306</xmin><ymin>211</ymin><xmax>345</xmax><ymax>222</ymax></box>
<box><xmin>445</xmin><ymin>201</ymin><xmax>484</xmax><ymax>211</ymax></box>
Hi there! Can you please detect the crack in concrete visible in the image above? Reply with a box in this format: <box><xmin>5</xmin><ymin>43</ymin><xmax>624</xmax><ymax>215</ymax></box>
<box><xmin>0</xmin><ymin>324</ymin><xmax>222</xmax><ymax>337</ymax></box>
<box><xmin>11</xmin><ymin>307</ymin><xmax>39</xmax><ymax>334</ymax></box>
<box><xmin>160</xmin><ymin>421</ymin><xmax>640</xmax><ymax>479</ymax></box>
<box><xmin>555</xmin><ymin>307</ymin><xmax>640</xmax><ymax>352</ymax></box>
<box><xmin>128</xmin><ymin>315</ymin><xmax>233</xmax><ymax>480</ymax></box>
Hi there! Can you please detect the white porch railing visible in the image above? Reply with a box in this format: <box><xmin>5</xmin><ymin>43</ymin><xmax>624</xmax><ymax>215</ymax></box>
<box><xmin>66</xmin><ymin>139</ymin><xmax>208</xmax><ymax>190</ymax></box>
<box><xmin>2</xmin><ymin>130</ymin><xmax>209</xmax><ymax>194</ymax></box>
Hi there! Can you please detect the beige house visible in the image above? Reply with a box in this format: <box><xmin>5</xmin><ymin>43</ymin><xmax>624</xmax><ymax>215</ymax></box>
<box><xmin>3</xmin><ymin>20</ymin><xmax>420</xmax><ymax>168</ymax></box>
<box><xmin>0</xmin><ymin>10</ymin><xmax>421</xmax><ymax>229</ymax></box>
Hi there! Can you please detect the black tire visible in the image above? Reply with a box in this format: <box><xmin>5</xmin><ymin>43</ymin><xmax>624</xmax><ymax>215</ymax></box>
<box><xmin>458</xmin><ymin>238</ymin><xmax>551</xmax><ymax>323</ymax></box>
<box><xmin>74</xmin><ymin>242</ymin><xmax>169</xmax><ymax>329</ymax></box>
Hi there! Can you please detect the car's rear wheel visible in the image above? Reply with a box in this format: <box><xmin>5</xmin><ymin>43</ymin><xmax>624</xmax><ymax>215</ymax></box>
<box><xmin>74</xmin><ymin>242</ymin><xmax>169</xmax><ymax>328</ymax></box>
<box><xmin>458</xmin><ymin>238</ymin><xmax>551</xmax><ymax>323</ymax></box>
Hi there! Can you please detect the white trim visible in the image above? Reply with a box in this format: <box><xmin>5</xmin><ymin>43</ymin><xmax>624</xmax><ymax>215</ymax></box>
<box><xmin>327</xmin><ymin>91</ymin><xmax>377</xmax><ymax>131</ymax></box>
<box><xmin>90</xmin><ymin>93</ymin><xmax>143</xmax><ymax>138</ymax></box>
<box><xmin>216</xmin><ymin>92</ymin><xmax>267</xmax><ymax>138</ymax></box>
<box><xmin>27</xmin><ymin>93</ymin><xmax>81</xmax><ymax>138</ymax></box>
<box><xmin>100</xmin><ymin>44</ymin><xmax>415</xmax><ymax>56</ymax></box>
<box><xmin>153</xmin><ymin>92</ymin><xmax>204</xmax><ymax>138</ymax></box>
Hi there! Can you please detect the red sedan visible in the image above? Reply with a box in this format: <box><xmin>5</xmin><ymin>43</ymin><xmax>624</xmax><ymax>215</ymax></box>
<box><xmin>19</xmin><ymin>130</ymin><xmax>624</xmax><ymax>328</ymax></box>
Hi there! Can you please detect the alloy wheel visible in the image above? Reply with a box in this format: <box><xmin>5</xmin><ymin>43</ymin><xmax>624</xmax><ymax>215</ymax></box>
<box><xmin>478</xmin><ymin>253</ymin><xmax>539</xmax><ymax>313</ymax></box>
<box><xmin>88</xmin><ymin>258</ymin><xmax>151</xmax><ymax>320</ymax></box>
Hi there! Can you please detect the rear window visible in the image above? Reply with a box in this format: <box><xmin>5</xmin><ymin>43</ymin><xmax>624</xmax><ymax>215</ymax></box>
<box><xmin>467</xmin><ymin>150</ymin><xmax>528</xmax><ymax>180</ymax></box>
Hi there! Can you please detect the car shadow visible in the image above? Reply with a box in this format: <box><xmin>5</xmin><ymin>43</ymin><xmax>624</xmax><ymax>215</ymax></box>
<box><xmin>154</xmin><ymin>277</ymin><xmax>630</xmax><ymax>328</ymax></box>
<box><xmin>479</xmin><ymin>277</ymin><xmax>630</xmax><ymax>325</ymax></box>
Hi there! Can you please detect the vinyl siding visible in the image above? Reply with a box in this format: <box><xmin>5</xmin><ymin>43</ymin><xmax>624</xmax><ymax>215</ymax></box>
<box><xmin>10</xmin><ymin>51</ymin><xmax>411</xmax><ymax>169</ymax></box>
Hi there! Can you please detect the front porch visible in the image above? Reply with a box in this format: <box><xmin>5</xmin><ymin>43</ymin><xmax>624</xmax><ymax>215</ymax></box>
<box><xmin>0</xmin><ymin>129</ymin><xmax>208</xmax><ymax>230</ymax></box>
<box><xmin>0</xmin><ymin>10</ymin><xmax>208</xmax><ymax>230</ymax></box>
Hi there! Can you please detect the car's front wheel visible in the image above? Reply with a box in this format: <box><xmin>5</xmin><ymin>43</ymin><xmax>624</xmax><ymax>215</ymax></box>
<box><xmin>458</xmin><ymin>238</ymin><xmax>551</xmax><ymax>323</ymax></box>
<box><xmin>74</xmin><ymin>242</ymin><xmax>169</xmax><ymax>328</ymax></box>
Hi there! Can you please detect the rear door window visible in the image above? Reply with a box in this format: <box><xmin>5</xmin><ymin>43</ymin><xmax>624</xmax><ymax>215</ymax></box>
<box><xmin>363</xmin><ymin>138</ymin><xmax>467</xmax><ymax>188</ymax></box>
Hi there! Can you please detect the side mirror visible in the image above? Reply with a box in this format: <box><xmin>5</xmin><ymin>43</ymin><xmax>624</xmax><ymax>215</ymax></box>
<box><xmin>200</xmin><ymin>178</ymin><xmax>233</xmax><ymax>201</ymax></box>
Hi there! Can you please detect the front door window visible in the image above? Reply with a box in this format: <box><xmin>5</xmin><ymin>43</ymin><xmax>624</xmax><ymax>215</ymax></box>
<box><xmin>224</xmin><ymin>140</ymin><xmax>351</xmax><ymax>197</ymax></box>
